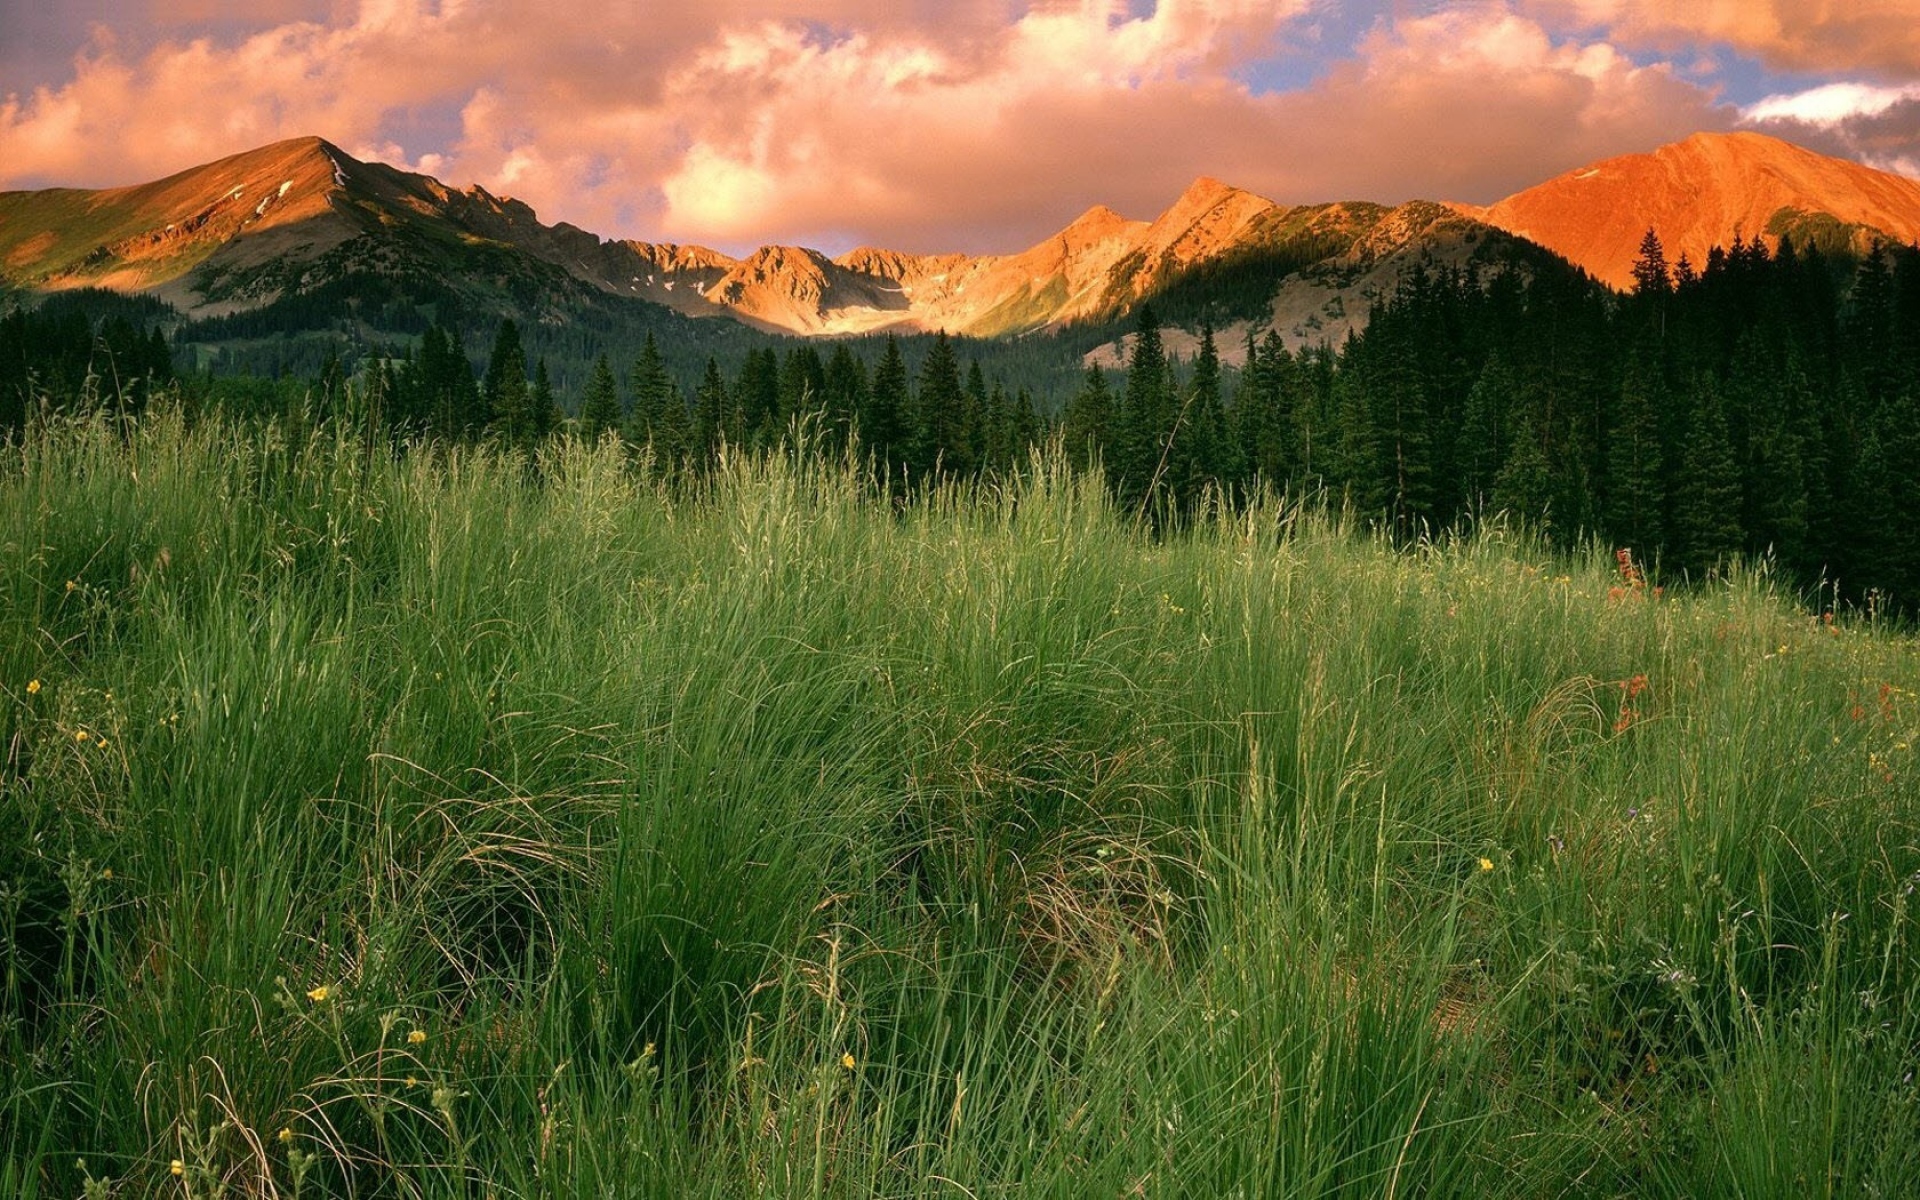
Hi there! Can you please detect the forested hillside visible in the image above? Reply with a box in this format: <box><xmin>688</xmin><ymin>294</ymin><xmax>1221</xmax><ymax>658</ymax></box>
<box><xmin>5</xmin><ymin>232</ymin><xmax>1919</xmax><ymax>610</ymax></box>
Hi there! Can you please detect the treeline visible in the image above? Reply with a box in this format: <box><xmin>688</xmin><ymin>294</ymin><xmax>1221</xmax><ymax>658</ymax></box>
<box><xmin>0</xmin><ymin>297</ymin><xmax>175</xmax><ymax>430</ymax></box>
<box><xmin>341</xmin><ymin>320</ymin><xmax>1049</xmax><ymax>480</ymax></box>
<box><xmin>1059</xmin><ymin>233</ymin><xmax>1920</xmax><ymax>608</ymax></box>
<box><xmin>1357</xmin><ymin>233</ymin><xmax>1920</xmax><ymax>604</ymax></box>
<box><xmin>8</xmin><ymin>230</ymin><xmax>1920</xmax><ymax>608</ymax></box>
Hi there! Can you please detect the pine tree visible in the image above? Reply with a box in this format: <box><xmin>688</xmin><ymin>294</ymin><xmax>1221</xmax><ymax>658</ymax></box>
<box><xmin>1731</xmin><ymin>331</ymin><xmax>1809</xmax><ymax>571</ymax></box>
<box><xmin>982</xmin><ymin>381</ymin><xmax>1014</xmax><ymax>475</ymax></box>
<box><xmin>1458</xmin><ymin>355</ymin><xmax>1513</xmax><ymax>513</ymax></box>
<box><xmin>1011</xmin><ymin>387</ymin><xmax>1041</xmax><ymax>460</ymax></box>
<box><xmin>625</xmin><ymin>335</ymin><xmax>663</xmax><ymax>441</ymax></box>
<box><xmin>1114</xmin><ymin>305</ymin><xmax>1175</xmax><ymax>509</ymax></box>
<box><xmin>1492</xmin><ymin>414</ymin><xmax>1553</xmax><ymax>532</ymax></box>
<box><xmin>1236</xmin><ymin>329</ymin><xmax>1297</xmax><ymax>489</ymax></box>
<box><xmin>864</xmin><ymin>334</ymin><xmax>910</xmax><ymax>478</ymax></box>
<box><xmin>1367</xmin><ymin>341</ymin><xmax>1433</xmax><ymax>534</ymax></box>
<box><xmin>414</xmin><ymin>324</ymin><xmax>480</xmax><ymax>441</ymax></box>
<box><xmin>692</xmin><ymin>356</ymin><xmax>732</xmax><ymax>461</ymax></box>
<box><xmin>1866</xmin><ymin>388</ymin><xmax>1920</xmax><ymax>604</ymax></box>
<box><xmin>1631</xmin><ymin>228</ymin><xmax>1672</xmax><ymax>297</ymax></box>
<box><xmin>628</xmin><ymin>333</ymin><xmax>688</xmax><ymax>466</ymax></box>
<box><xmin>1671</xmin><ymin>375</ymin><xmax>1744</xmax><ymax>577</ymax></box>
<box><xmin>577</xmin><ymin>354</ymin><xmax>623</xmax><ymax>443</ymax></box>
<box><xmin>1605</xmin><ymin>348</ymin><xmax>1665</xmax><ymax>551</ymax></box>
<box><xmin>1180</xmin><ymin>321</ymin><xmax>1228</xmax><ymax>501</ymax></box>
<box><xmin>736</xmin><ymin>347</ymin><xmax>782</xmax><ymax>446</ymax></box>
<box><xmin>911</xmin><ymin>331</ymin><xmax>967</xmax><ymax>479</ymax></box>
<box><xmin>779</xmin><ymin>346</ymin><xmax>826</xmax><ymax>427</ymax></box>
<box><xmin>532</xmin><ymin>357</ymin><xmax>560</xmax><ymax>440</ymax></box>
<box><xmin>485</xmin><ymin>319</ymin><xmax>535</xmax><ymax>451</ymax></box>
<box><xmin>1328</xmin><ymin>365</ymin><xmax>1383</xmax><ymax>512</ymax></box>
<box><xmin>1061</xmin><ymin>363</ymin><xmax>1112</xmax><ymax>468</ymax></box>
<box><xmin>963</xmin><ymin>359</ymin><xmax>990</xmax><ymax>470</ymax></box>
<box><xmin>822</xmin><ymin>344</ymin><xmax>868</xmax><ymax>456</ymax></box>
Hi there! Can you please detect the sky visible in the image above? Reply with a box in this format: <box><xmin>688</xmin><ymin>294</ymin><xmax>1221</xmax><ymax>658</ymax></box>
<box><xmin>3</xmin><ymin>1</ymin><xmax>1919</xmax><ymax>256</ymax></box>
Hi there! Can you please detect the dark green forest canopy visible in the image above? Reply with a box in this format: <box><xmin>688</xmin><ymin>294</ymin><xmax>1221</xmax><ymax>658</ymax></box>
<box><xmin>5</xmin><ymin>232</ymin><xmax>1920</xmax><ymax>611</ymax></box>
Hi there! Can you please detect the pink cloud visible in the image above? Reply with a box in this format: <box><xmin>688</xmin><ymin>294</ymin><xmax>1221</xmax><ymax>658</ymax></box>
<box><xmin>1524</xmin><ymin>0</ymin><xmax>1920</xmax><ymax>78</ymax></box>
<box><xmin>0</xmin><ymin>1</ymin><xmax>1735</xmax><ymax>255</ymax></box>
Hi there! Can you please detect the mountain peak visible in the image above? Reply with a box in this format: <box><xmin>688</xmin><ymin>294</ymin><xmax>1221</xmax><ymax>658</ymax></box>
<box><xmin>1475</xmin><ymin>129</ymin><xmax>1920</xmax><ymax>288</ymax></box>
<box><xmin>1060</xmin><ymin>203</ymin><xmax>1135</xmax><ymax>239</ymax></box>
<box><xmin>1176</xmin><ymin>175</ymin><xmax>1238</xmax><ymax>205</ymax></box>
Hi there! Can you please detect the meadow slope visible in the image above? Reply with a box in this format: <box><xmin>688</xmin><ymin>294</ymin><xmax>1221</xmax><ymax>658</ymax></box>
<box><xmin>3</xmin><ymin>412</ymin><xmax>1918</xmax><ymax>1197</ymax></box>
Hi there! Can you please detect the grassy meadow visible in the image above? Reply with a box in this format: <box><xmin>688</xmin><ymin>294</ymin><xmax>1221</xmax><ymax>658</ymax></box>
<box><xmin>3</xmin><ymin>408</ymin><xmax>1918</xmax><ymax>1197</ymax></box>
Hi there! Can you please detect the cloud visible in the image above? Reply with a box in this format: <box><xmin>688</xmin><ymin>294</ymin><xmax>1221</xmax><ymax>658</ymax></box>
<box><xmin>1228</xmin><ymin>7</ymin><xmax>1731</xmax><ymax>206</ymax></box>
<box><xmin>1524</xmin><ymin>0</ymin><xmax>1920</xmax><ymax>78</ymax></box>
<box><xmin>0</xmin><ymin>1</ymin><xmax>1735</xmax><ymax>254</ymax></box>
<box><xmin>1742</xmin><ymin>81</ymin><xmax>1920</xmax><ymax>180</ymax></box>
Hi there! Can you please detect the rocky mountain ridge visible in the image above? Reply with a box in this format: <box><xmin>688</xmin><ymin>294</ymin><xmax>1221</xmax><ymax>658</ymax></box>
<box><xmin>4</xmin><ymin>131</ymin><xmax>1918</xmax><ymax>348</ymax></box>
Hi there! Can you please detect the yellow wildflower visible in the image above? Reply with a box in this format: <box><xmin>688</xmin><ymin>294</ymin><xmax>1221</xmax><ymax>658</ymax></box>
<box><xmin>170</xmin><ymin>1159</ymin><xmax>185</xmax><ymax>1177</ymax></box>
<box><xmin>408</xmin><ymin>1028</ymin><xmax>427</xmax><ymax>1045</ymax></box>
<box><xmin>25</xmin><ymin>679</ymin><xmax>39</xmax><ymax>695</ymax></box>
<box><xmin>74</xmin><ymin>728</ymin><xmax>89</xmax><ymax>742</ymax></box>
<box><xmin>307</xmin><ymin>985</ymin><xmax>330</xmax><ymax>1003</ymax></box>
<box><xmin>841</xmin><ymin>1052</ymin><xmax>857</xmax><ymax>1071</ymax></box>
<box><xmin>277</xmin><ymin>1127</ymin><xmax>293</xmax><ymax>1144</ymax></box>
<box><xmin>65</xmin><ymin>580</ymin><xmax>76</xmax><ymax>592</ymax></box>
<box><xmin>1478</xmin><ymin>857</ymin><xmax>1494</xmax><ymax>872</ymax></box>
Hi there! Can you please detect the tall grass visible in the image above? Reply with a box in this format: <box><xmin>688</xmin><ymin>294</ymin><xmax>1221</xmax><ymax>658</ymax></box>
<box><xmin>3</xmin><ymin>408</ymin><xmax>1917</xmax><ymax>1197</ymax></box>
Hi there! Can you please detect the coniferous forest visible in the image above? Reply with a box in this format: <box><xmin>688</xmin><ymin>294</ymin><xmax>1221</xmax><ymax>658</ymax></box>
<box><xmin>5</xmin><ymin>232</ymin><xmax>1920</xmax><ymax>611</ymax></box>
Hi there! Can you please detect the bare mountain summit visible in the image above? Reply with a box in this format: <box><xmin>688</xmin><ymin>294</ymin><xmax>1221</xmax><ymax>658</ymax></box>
<box><xmin>1462</xmin><ymin>131</ymin><xmax>1920</xmax><ymax>289</ymax></box>
<box><xmin>6</xmin><ymin>130</ymin><xmax>1917</xmax><ymax>348</ymax></box>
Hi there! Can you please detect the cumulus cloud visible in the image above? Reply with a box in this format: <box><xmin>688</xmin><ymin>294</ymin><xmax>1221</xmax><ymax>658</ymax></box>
<box><xmin>1524</xmin><ymin>0</ymin><xmax>1920</xmax><ymax>78</ymax></box>
<box><xmin>0</xmin><ymin>0</ymin><xmax>1736</xmax><ymax>253</ymax></box>
<box><xmin>1742</xmin><ymin>82</ymin><xmax>1920</xmax><ymax>180</ymax></box>
<box><xmin>1231</xmin><ymin>7</ymin><xmax>1731</xmax><ymax>205</ymax></box>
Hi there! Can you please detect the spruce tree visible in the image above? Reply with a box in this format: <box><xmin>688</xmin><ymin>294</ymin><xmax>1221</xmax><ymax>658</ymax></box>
<box><xmin>822</xmin><ymin>344</ymin><xmax>868</xmax><ymax>456</ymax></box>
<box><xmin>485</xmin><ymin>319</ymin><xmax>535</xmax><ymax>451</ymax></box>
<box><xmin>911</xmin><ymin>331</ymin><xmax>967</xmax><ymax>479</ymax></box>
<box><xmin>624</xmin><ymin>335</ymin><xmax>664</xmax><ymax>442</ymax></box>
<box><xmin>963</xmin><ymin>359</ymin><xmax>990</xmax><ymax>470</ymax></box>
<box><xmin>1867</xmin><ymin>388</ymin><xmax>1920</xmax><ymax>604</ymax></box>
<box><xmin>1181</xmin><ymin>321</ymin><xmax>1228</xmax><ymax>502</ymax></box>
<box><xmin>692</xmin><ymin>356</ymin><xmax>733</xmax><ymax>461</ymax></box>
<box><xmin>736</xmin><ymin>347</ymin><xmax>782</xmax><ymax>446</ymax></box>
<box><xmin>1115</xmin><ymin>305</ymin><xmax>1175</xmax><ymax>509</ymax></box>
<box><xmin>982</xmin><ymin>381</ymin><xmax>1014</xmax><ymax>475</ymax></box>
<box><xmin>779</xmin><ymin>346</ymin><xmax>826</xmax><ymax>427</ymax></box>
<box><xmin>532</xmin><ymin>357</ymin><xmax>560</xmax><ymax>440</ymax></box>
<box><xmin>1458</xmin><ymin>355</ymin><xmax>1513</xmax><ymax>513</ymax></box>
<box><xmin>864</xmin><ymin>334</ymin><xmax>910</xmax><ymax>478</ymax></box>
<box><xmin>1605</xmin><ymin>349</ymin><xmax>1665</xmax><ymax>551</ymax></box>
<box><xmin>1492</xmin><ymin>414</ymin><xmax>1553</xmax><ymax>532</ymax></box>
<box><xmin>1061</xmin><ymin>363</ymin><xmax>1112</xmax><ymax>469</ymax></box>
<box><xmin>1631</xmin><ymin>228</ymin><xmax>1672</xmax><ymax>297</ymax></box>
<box><xmin>1671</xmin><ymin>375</ymin><xmax>1744</xmax><ymax>577</ymax></box>
<box><xmin>1328</xmin><ymin>366</ymin><xmax>1383</xmax><ymax>512</ymax></box>
<box><xmin>577</xmin><ymin>354</ymin><xmax>623</xmax><ymax>443</ymax></box>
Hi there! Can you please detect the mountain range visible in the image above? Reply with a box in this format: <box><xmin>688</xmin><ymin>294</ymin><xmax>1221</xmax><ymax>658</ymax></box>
<box><xmin>4</xmin><ymin>130</ymin><xmax>1920</xmax><ymax>354</ymax></box>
